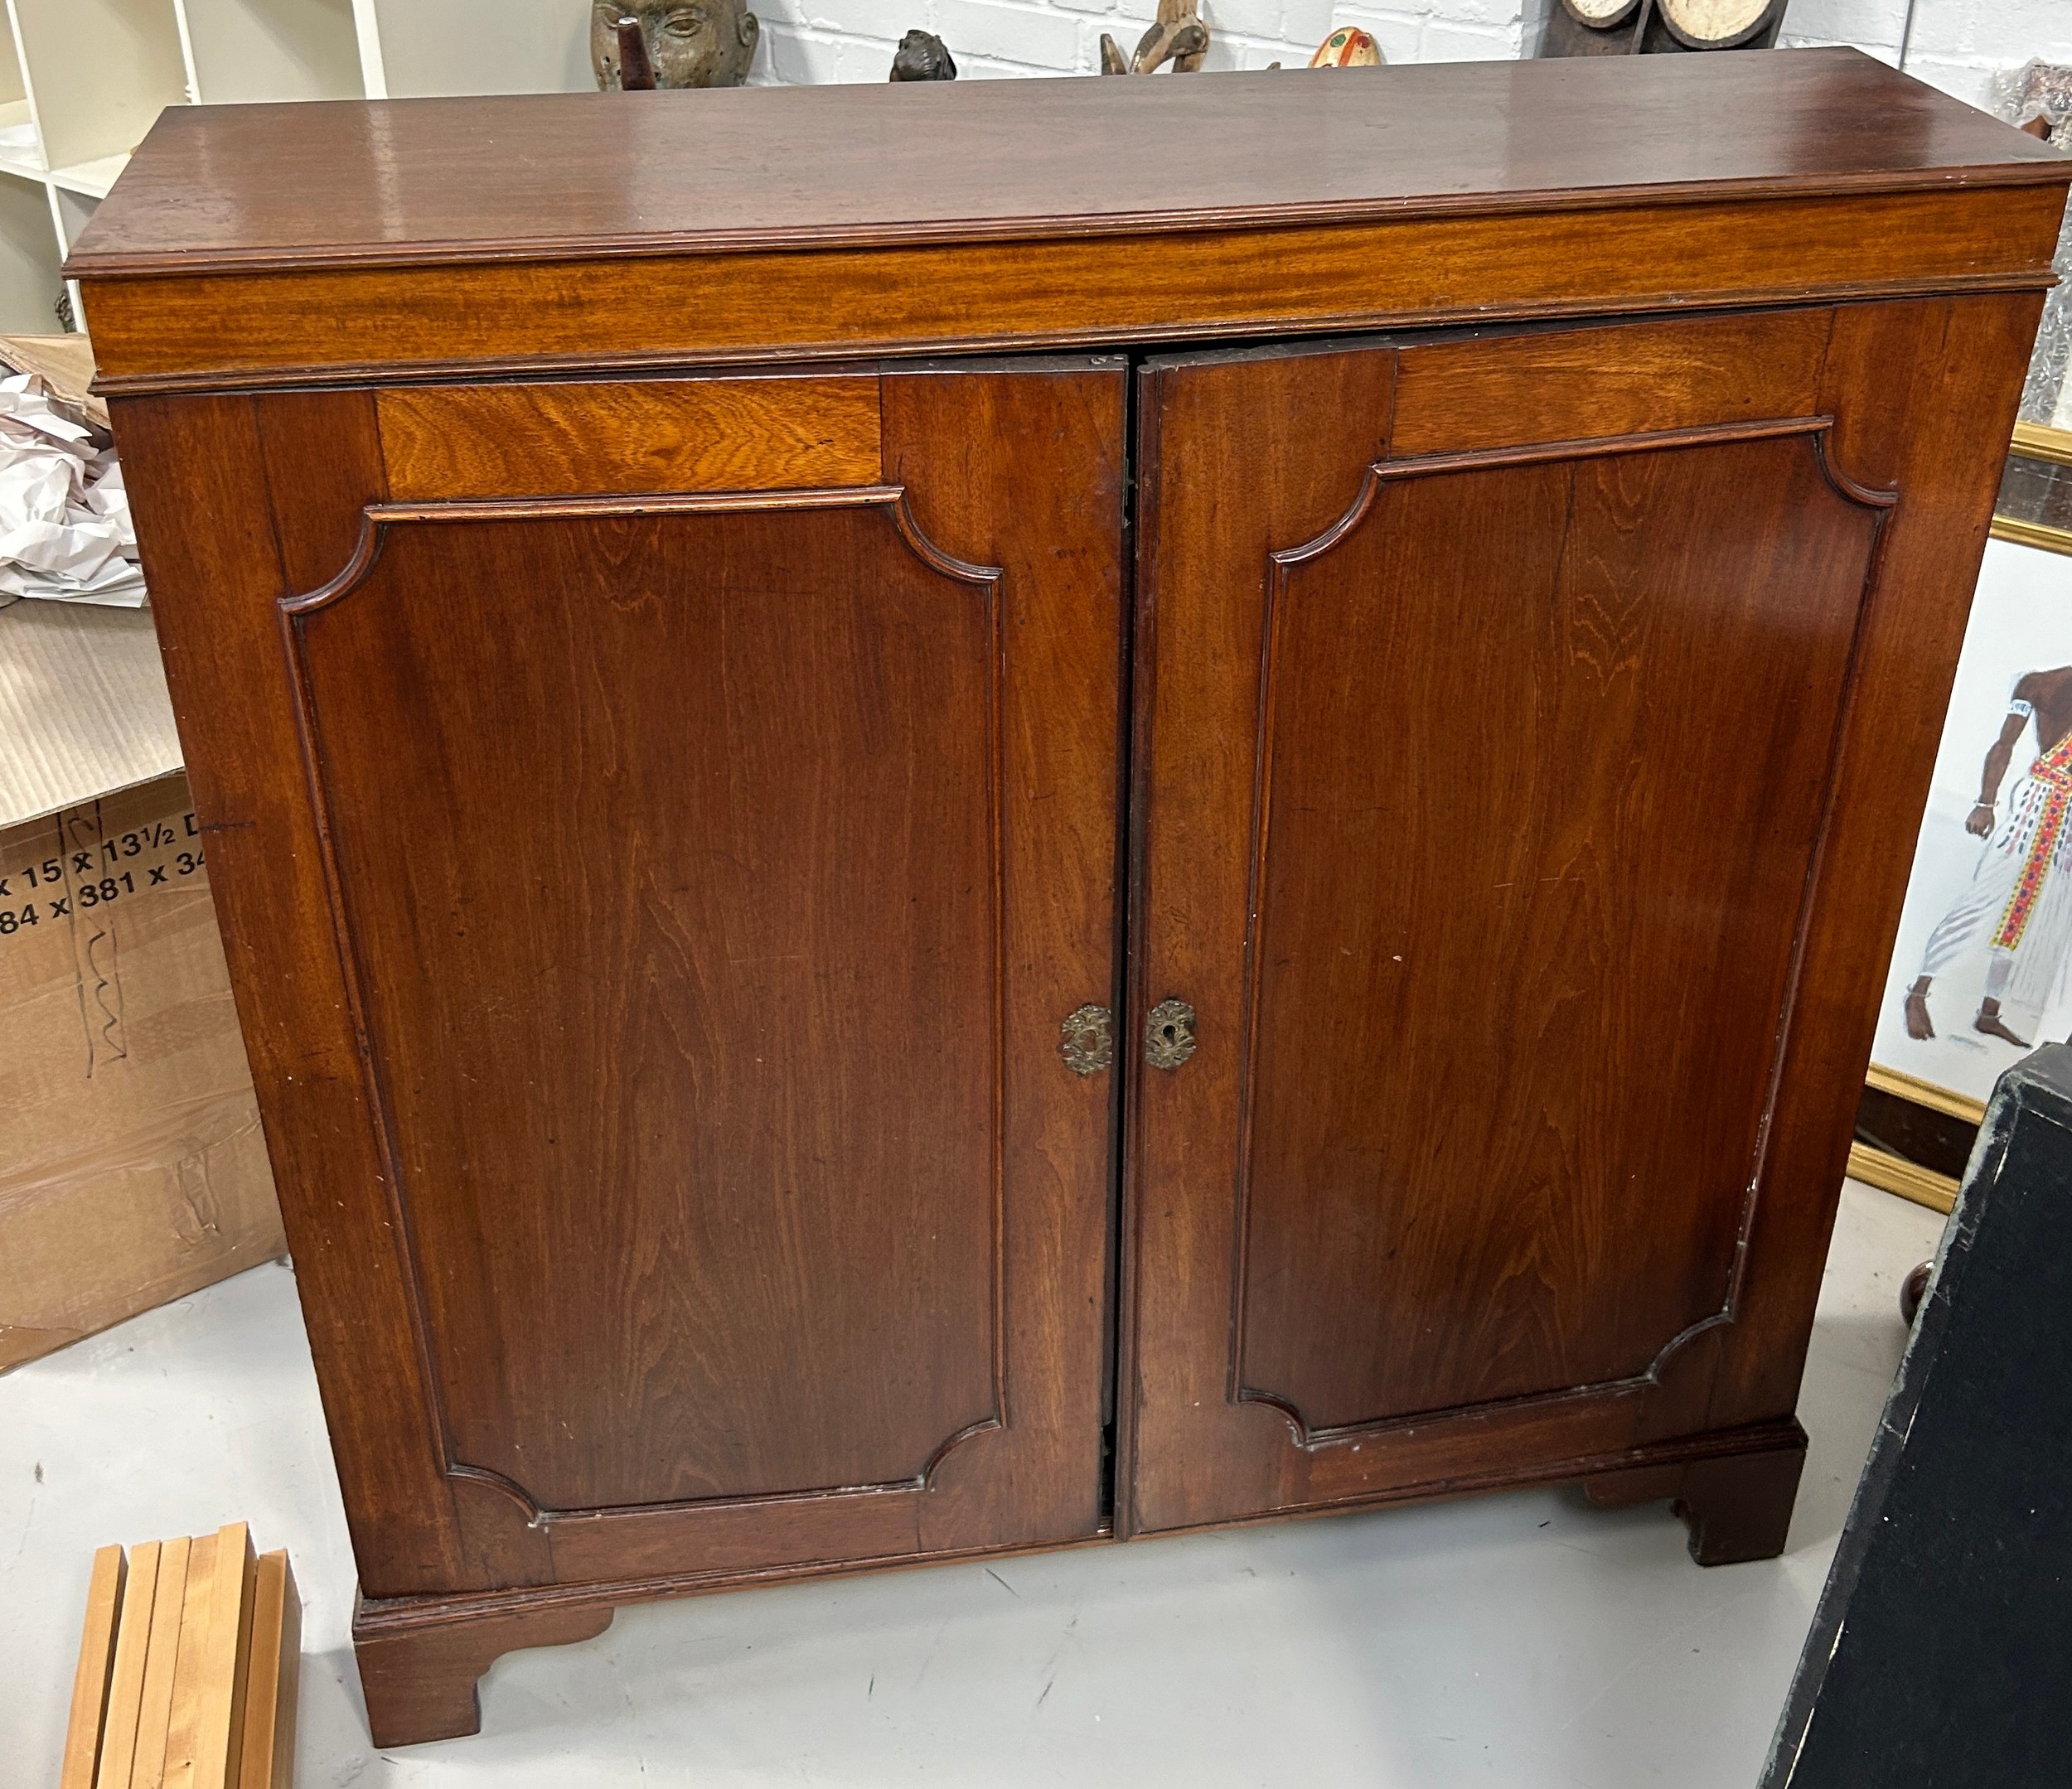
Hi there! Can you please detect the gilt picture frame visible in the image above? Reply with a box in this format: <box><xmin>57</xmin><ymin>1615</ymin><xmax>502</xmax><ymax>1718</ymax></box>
<box><xmin>1857</xmin><ymin>424</ymin><xmax>2072</xmax><ymax>1211</ymax></box>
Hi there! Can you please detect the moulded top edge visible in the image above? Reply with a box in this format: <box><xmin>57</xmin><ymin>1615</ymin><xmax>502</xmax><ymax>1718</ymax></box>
<box><xmin>65</xmin><ymin>49</ymin><xmax>2071</xmax><ymax>283</ymax></box>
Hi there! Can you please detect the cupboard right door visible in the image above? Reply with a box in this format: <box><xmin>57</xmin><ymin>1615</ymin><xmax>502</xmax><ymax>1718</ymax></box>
<box><xmin>1122</xmin><ymin>300</ymin><xmax>2041</xmax><ymax>1535</ymax></box>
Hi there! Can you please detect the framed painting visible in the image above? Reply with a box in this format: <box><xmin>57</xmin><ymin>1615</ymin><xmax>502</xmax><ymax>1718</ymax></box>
<box><xmin>1858</xmin><ymin>442</ymin><xmax>2072</xmax><ymax>1211</ymax></box>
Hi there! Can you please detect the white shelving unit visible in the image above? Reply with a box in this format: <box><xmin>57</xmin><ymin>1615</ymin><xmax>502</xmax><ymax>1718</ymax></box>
<box><xmin>0</xmin><ymin>0</ymin><xmax>591</xmax><ymax>333</ymax></box>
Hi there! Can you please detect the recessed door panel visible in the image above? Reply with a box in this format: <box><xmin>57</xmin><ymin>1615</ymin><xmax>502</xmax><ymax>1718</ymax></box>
<box><xmin>294</xmin><ymin>498</ymin><xmax>1002</xmax><ymax>1511</ymax></box>
<box><xmin>1237</xmin><ymin>433</ymin><xmax>1876</xmax><ymax>1436</ymax></box>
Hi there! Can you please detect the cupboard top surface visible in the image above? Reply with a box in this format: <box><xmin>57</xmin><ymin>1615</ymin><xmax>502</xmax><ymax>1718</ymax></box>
<box><xmin>70</xmin><ymin>49</ymin><xmax>2065</xmax><ymax>278</ymax></box>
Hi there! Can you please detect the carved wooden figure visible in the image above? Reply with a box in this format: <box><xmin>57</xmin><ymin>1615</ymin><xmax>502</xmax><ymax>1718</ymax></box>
<box><xmin>1309</xmin><ymin>27</ymin><xmax>1382</xmax><ymax>66</ymax></box>
<box><xmin>590</xmin><ymin>0</ymin><xmax>758</xmax><ymax>89</ymax></box>
<box><xmin>67</xmin><ymin>50</ymin><xmax>2069</xmax><ymax>1749</ymax></box>
<box><xmin>890</xmin><ymin>28</ymin><xmax>956</xmax><ymax>80</ymax></box>
<box><xmin>1101</xmin><ymin>0</ymin><xmax>1208</xmax><ymax>75</ymax></box>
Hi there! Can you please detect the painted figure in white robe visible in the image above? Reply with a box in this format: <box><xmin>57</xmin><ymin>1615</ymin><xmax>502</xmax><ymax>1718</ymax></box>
<box><xmin>1905</xmin><ymin>665</ymin><xmax>2072</xmax><ymax>1048</ymax></box>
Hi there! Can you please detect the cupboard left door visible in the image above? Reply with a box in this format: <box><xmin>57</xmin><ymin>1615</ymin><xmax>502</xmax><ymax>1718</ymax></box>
<box><xmin>112</xmin><ymin>357</ymin><xmax>1127</xmax><ymax>1599</ymax></box>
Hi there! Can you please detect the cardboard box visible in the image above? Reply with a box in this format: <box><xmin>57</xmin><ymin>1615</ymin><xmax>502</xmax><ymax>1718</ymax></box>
<box><xmin>1</xmin><ymin>600</ymin><xmax>283</xmax><ymax>1373</ymax></box>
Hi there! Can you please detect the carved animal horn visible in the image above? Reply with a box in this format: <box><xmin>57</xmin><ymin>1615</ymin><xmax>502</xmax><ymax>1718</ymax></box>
<box><xmin>1099</xmin><ymin>31</ymin><xmax>1129</xmax><ymax>74</ymax></box>
<box><xmin>615</xmin><ymin>16</ymin><xmax>658</xmax><ymax>89</ymax></box>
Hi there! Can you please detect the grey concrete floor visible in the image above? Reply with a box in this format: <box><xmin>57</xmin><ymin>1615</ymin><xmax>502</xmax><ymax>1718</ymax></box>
<box><xmin>1</xmin><ymin>1180</ymin><xmax>1943</xmax><ymax>1787</ymax></box>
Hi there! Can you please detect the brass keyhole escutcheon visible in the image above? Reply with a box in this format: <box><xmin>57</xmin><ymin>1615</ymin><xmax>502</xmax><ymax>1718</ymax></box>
<box><xmin>1058</xmin><ymin>1003</ymin><xmax>1114</xmax><ymax>1076</ymax></box>
<box><xmin>1145</xmin><ymin>998</ymin><xmax>1197</xmax><ymax>1071</ymax></box>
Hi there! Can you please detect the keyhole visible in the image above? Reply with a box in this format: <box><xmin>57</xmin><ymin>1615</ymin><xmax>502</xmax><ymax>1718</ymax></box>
<box><xmin>1146</xmin><ymin>998</ymin><xmax>1193</xmax><ymax>1069</ymax></box>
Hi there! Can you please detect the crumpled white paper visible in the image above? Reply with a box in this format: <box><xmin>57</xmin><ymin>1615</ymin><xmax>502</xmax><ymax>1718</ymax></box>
<box><xmin>0</xmin><ymin>371</ymin><xmax>144</xmax><ymax>608</ymax></box>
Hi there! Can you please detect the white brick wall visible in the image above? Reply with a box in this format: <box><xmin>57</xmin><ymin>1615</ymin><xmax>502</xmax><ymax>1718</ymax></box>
<box><xmin>1784</xmin><ymin>0</ymin><xmax>2072</xmax><ymax>111</ymax></box>
<box><xmin>753</xmin><ymin>0</ymin><xmax>1528</xmax><ymax>83</ymax></box>
<box><xmin>748</xmin><ymin>0</ymin><xmax>2068</xmax><ymax>111</ymax></box>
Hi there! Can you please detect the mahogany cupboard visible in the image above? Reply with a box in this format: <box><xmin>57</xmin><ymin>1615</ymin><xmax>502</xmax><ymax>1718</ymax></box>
<box><xmin>70</xmin><ymin>49</ymin><xmax>2067</xmax><ymax>1747</ymax></box>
